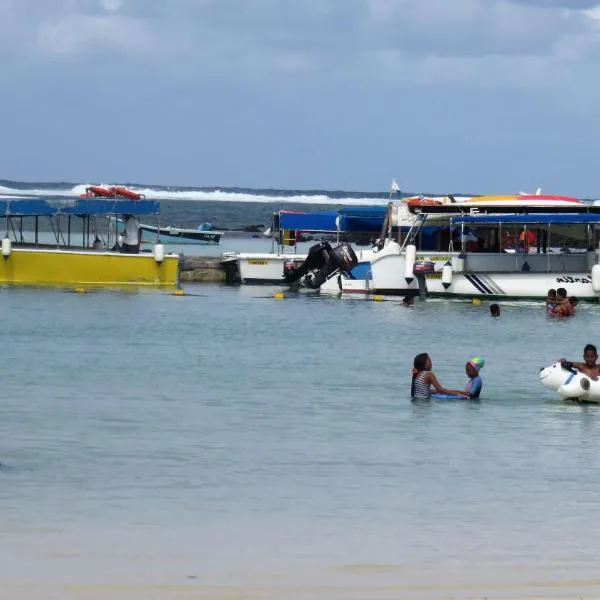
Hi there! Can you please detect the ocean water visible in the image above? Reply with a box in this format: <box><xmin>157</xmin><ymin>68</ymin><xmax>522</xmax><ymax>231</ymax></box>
<box><xmin>2</xmin><ymin>284</ymin><xmax>600</xmax><ymax>599</ymax></box>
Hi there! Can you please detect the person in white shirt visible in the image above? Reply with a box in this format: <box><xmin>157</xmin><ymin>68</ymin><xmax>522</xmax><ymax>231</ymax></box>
<box><xmin>121</xmin><ymin>214</ymin><xmax>141</xmax><ymax>254</ymax></box>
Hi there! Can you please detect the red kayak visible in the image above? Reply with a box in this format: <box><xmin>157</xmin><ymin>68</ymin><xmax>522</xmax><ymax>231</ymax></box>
<box><xmin>84</xmin><ymin>185</ymin><xmax>113</xmax><ymax>197</ymax></box>
<box><xmin>81</xmin><ymin>185</ymin><xmax>144</xmax><ymax>200</ymax></box>
<box><xmin>110</xmin><ymin>186</ymin><xmax>143</xmax><ymax>200</ymax></box>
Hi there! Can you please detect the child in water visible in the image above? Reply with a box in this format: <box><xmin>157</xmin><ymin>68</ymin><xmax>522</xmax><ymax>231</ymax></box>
<box><xmin>411</xmin><ymin>353</ymin><xmax>469</xmax><ymax>400</ymax></box>
<box><xmin>560</xmin><ymin>344</ymin><xmax>600</xmax><ymax>380</ymax></box>
<box><xmin>465</xmin><ymin>356</ymin><xmax>485</xmax><ymax>399</ymax></box>
<box><xmin>546</xmin><ymin>289</ymin><xmax>557</xmax><ymax>315</ymax></box>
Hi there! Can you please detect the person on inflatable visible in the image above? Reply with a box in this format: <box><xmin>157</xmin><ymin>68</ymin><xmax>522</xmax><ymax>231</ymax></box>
<box><xmin>560</xmin><ymin>344</ymin><xmax>600</xmax><ymax>380</ymax></box>
<box><xmin>411</xmin><ymin>353</ymin><xmax>469</xmax><ymax>400</ymax></box>
<box><xmin>465</xmin><ymin>357</ymin><xmax>485</xmax><ymax>399</ymax></box>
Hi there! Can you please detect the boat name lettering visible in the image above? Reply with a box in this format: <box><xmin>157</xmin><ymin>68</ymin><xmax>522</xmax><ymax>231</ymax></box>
<box><xmin>555</xmin><ymin>276</ymin><xmax>591</xmax><ymax>284</ymax></box>
<box><xmin>426</xmin><ymin>272</ymin><xmax>442</xmax><ymax>279</ymax></box>
<box><xmin>417</xmin><ymin>256</ymin><xmax>447</xmax><ymax>262</ymax></box>
<box><xmin>248</xmin><ymin>259</ymin><xmax>268</xmax><ymax>265</ymax></box>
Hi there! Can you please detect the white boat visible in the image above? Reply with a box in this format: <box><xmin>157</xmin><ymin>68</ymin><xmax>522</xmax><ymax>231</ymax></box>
<box><xmin>321</xmin><ymin>193</ymin><xmax>600</xmax><ymax>300</ymax></box>
<box><xmin>422</xmin><ymin>212</ymin><xmax>600</xmax><ymax>300</ymax></box>
<box><xmin>221</xmin><ymin>251</ymin><xmax>307</xmax><ymax>284</ymax></box>
<box><xmin>220</xmin><ymin>206</ymin><xmax>394</xmax><ymax>285</ymax></box>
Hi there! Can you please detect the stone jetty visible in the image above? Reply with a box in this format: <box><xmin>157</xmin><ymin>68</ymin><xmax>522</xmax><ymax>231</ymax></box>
<box><xmin>180</xmin><ymin>256</ymin><xmax>227</xmax><ymax>283</ymax></box>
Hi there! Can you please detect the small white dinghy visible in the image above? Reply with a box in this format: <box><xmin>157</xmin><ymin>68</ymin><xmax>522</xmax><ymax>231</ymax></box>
<box><xmin>539</xmin><ymin>361</ymin><xmax>600</xmax><ymax>403</ymax></box>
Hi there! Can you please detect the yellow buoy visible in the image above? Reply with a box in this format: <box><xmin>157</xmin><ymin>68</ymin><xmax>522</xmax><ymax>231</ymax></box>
<box><xmin>75</xmin><ymin>288</ymin><xmax>86</xmax><ymax>294</ymax></box>
<box><xmin>371</xmin><ymin>295</ymin><xmax>384</xmax><ymax>302</ymax></box>
<box><xmin>273</xmin><ymin>291</ymin><xmax>285</xmax><ymax>300</ymax></box>
<box><xmin>472</xmin><ymin>298</ymin><xmax>481</xmax><ymax>305</ymax></box>
<box><xmin>172</xmin><ymin>289</ymin><xmax>185</xmax><ymax>296</ymax></box>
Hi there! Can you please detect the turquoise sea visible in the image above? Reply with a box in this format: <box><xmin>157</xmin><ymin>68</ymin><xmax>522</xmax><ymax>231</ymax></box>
<box><xmin>2</xmin><ymin>283</ymin><xmax>600</xmax><ymax>599</ymax></box>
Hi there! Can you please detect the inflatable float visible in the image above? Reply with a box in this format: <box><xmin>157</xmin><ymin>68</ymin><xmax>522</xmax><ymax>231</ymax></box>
<box><xmin>431</xmin><ymin>393</ymin><xmax>468</xmax><ymax>401</ymax></box>
<box><xmin>539</xmin><ymin>361</ymin><xmax>600</xmax><ymax>403</ymax></box>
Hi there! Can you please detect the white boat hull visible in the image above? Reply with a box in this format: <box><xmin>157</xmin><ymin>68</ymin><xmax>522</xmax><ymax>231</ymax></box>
<box><xmin>221</xmin><ymin>252</ymin><xmax>307</xmax><ymax>284</ymax></box>
<box><xmin>320</xmin><ymin>274</ymin><xmax>373</xmax><ymax>295</ymax></box>
<box><xmin>426</xmin><ymin>271</ymin><xmax>597</xmax><ymax>299</ymax></box>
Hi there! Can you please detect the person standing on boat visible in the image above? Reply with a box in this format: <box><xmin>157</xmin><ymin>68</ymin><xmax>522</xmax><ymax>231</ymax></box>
<box><xmin>121</xmin><ymin>214</ymin><xmax>141</xmax><ymax>254</ymax></box>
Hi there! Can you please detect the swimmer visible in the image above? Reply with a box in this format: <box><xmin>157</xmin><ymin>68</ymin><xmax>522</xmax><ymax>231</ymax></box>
<box><xmin>465</xmin><ymin>356</ymin><xmax>484</xmax><ymax>399</ymax></box>
<box><xmin>411</xmin><ymin>353</ymin><xmax>469</xmax><ymax>400</ymax></box>
<box><xmin>402</xmin><ymin>296</ymin><xmax>414</xmax><ymax>306</ymax></box>
<box><xmin>490</xmin><ymin>303</ymin><xmax>500</xmax><ymax>317</ymax></box>
<box><xmin>551</xmin><ymin>288</ymin><xmax>572</xmax><ymax>317</ymax></box>
<box><xmin>546</xmin><ymin>288</ymin><xmax>557</xmax><ymax>315</ymax></box>
<box><xmin>560</xmin><ymin>344</ymin><xmax>600</xmax><ymax>380</ymax></box>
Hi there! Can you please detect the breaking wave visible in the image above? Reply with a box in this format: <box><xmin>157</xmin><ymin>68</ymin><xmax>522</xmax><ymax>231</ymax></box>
<box><xmin>0</xmin><ymin>181</ymin><xmax>400</xmax><ymax>206</ymax></box>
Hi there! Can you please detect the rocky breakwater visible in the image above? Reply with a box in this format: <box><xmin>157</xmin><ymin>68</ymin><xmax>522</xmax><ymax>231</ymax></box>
<box><xmin>180</xmin><ymin>256</ymin><xmax>226</xmax><ymax>283</ymax></box>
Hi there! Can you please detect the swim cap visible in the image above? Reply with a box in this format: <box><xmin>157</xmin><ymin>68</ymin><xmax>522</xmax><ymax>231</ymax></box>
<box><xmin>467</xmin><ymin>357</ymin><xmax>485</xmax><ymax>372</ymax></box>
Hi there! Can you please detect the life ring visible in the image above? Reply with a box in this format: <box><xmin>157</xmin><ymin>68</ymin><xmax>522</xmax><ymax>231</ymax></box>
<box><xmin>539</xmin><ymin>361</ymin><xmax>600</xmax><ymax>403</ymax></box>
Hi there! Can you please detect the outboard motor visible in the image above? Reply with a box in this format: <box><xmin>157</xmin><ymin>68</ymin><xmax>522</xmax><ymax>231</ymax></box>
<box><xmin>413</xmin><ymin>260</ymin><xmax>434</xmax><ymax>299</ymax></box>
<box><xmin>284</xmin><ymin>241</ymin><xmax>333</xmax><ymax>284</ymax></box>
<box><xmin>284</xmin><ymin>242</ymin><xmax>358</xmax><ymax>289</ymax></box>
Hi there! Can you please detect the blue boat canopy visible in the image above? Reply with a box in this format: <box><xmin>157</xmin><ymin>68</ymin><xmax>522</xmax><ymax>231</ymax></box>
<box><xmin>278</xmin><ymin>206</ymin><xmax>388</xmax><ymax>232</ymax></box>
<box><xmin>338</xmin><ymin>206</ymin><xmax>387</xmax><ymax>232</ymax></box>
<box><xmin>0</xmin><ymin>196</ymin><xmax>160</xmax><ymax>217</ymax></box>
<box><xmin>278</xmin><ymin>210</ymin><xmax>339</xmax><ymax>232</ymax></box>
<box><xmin>451</xmin><ymin>214</ymin><xmax>600</xmax><ymax>225</ymax></box>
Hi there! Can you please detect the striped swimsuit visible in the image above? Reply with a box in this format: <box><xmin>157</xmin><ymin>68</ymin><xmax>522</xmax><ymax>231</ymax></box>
<box><xmin>412</xmin><ymin>371</ymin><xmax>431</xmax><ymax>399</ymax></box>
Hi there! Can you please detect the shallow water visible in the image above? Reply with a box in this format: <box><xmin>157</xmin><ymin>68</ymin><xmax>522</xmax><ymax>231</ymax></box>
<box><xmin>1</xmin><ymin>285</ymin><xmax>600</xmax><ymax>598</ymax></box>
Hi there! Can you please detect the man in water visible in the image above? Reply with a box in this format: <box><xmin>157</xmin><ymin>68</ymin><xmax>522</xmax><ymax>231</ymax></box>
<box><xmin>560</xmin><ymin>344</ymin><xmax>600</xmax><ymax>380</ymax></box>
<box><xmin>490</xmin><ymin>303</ymin><xmax>500</xmax><ymax>317</ymax></box>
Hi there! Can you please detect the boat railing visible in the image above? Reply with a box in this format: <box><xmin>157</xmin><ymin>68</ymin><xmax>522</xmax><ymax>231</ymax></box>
<box><xmin>463</xmin><ymin>252</ymin><xmax>589</xmax><ymax>273</ymax></box>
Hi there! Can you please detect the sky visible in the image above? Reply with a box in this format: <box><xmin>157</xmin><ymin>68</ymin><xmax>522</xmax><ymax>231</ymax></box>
<box><xmin>1</xmin><ymin>0</ymin><xmax>600</xmax><ymax>195</ymax></box>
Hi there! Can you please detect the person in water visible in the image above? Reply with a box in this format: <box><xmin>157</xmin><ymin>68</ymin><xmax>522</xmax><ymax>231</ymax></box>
<box><xmin>552</xmin><ymin>291</ymin><xmax>576</xmax><ymax>317</ymax></box>
<box><xmin>550</xmin><ymin>288</ymin><xmax>571</xmax><ymax>316</ymax></box>
<box><xmin>411</xmin><ymin>353</ymin><xmax>469</xmax><ymax>400</ymax></box>
<box><xmin>560</xmin><ymin>344</ymin><xmax>600</xmax><ymax>380</ymax></box>
<box><xmin>490</xmin><ymin>303</ymin><xmax>500</xmax><ymax>317</ymax></box>
<box><xmin>465</xmin><ymin>357</ymin><xmax>485</xmax><ymax>399</ymax></box>
<box><xmin>546</xmin><ymin>289</ymin><xmax>557</xmax><ymax>314</ymax></box>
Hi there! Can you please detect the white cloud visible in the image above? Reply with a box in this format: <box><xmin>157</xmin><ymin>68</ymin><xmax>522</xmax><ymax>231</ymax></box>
<box><xmin>36</xmin><ymin>14</ymin><xmax>151</xmax><ymax>58</ymax></box>
<box><xmin>1</xmin><ymin>0</ymin><xmax>600</xmax><ymax>95</ymax></box>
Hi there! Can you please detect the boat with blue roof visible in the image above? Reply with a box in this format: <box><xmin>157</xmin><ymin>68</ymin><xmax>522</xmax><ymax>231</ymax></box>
<box><xmin>0</xmin><ymin>195</ymin><xmax>180</xmax><ymax>290</ymax></box>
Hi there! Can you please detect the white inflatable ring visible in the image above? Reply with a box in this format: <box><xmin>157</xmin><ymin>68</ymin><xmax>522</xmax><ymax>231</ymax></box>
<box><xmin>539</xmin><ymin>361</ymin><xmax>600</xmax><ymax>402</ymax></box>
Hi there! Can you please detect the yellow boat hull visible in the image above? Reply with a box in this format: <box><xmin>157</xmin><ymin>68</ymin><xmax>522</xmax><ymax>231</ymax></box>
<box><xmin>0</xmin><ymin>248</ymin><xmax>180</xmax><ymax>290</ymax></box>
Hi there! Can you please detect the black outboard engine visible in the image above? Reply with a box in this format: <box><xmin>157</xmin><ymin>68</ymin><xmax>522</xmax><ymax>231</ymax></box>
<box><xmin>284</xmin><ymin>241</ymin><xmax>332</xmax><ymax>284</ymax></box>
<box><xmin>284</xmin><ymin>242</ymin><xmax>358</xmax><ymax>289</ymax></box>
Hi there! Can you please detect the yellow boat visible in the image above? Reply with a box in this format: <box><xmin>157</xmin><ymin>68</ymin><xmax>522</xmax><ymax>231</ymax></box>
<box><xmin>0</xmin><ymin>195</ymin><xmax>180</xmax><ymax>290</ymax></box>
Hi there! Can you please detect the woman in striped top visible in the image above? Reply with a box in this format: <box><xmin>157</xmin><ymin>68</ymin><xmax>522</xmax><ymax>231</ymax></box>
<box><xmin>411</xmin><ymin>353</ymin><xmax>469</xmax><ymax>400</ymax></box>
